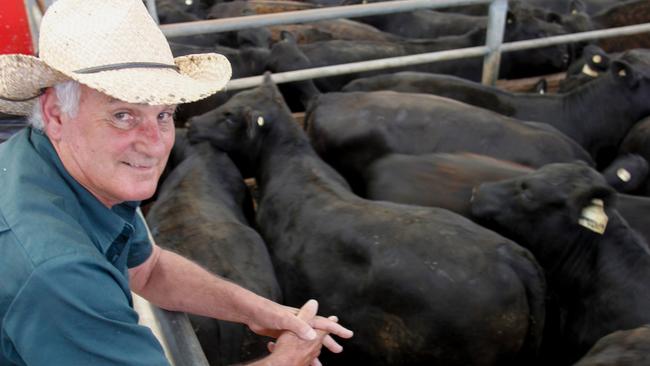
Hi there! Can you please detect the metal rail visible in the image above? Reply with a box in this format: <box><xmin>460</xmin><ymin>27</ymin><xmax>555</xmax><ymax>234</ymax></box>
<box><xmin>145</xmin><ymin>0</ymin><xmax>159</xmax><ymax>24</ymax></box>
<box><xmin>225</xmin><ymin>21</ymin><xmax>650</xmax><ymax>91</ymax></box>
<box><xmin>157</xmin><ymin>0</ymin><xmax>506</xmax><ymax>85</ymax></box>
<box><xmin>160</xmin><ymin>0</ymin><xmax>494</xmax><ymax>37</ymax></box>
<box><xmin>135</xmin><ymin>208</ymin><xmax>210</xmax><ymax>366</ymax></box>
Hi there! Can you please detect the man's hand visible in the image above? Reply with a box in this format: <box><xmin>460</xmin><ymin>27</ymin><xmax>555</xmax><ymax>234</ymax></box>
<box><xmin>261</xmin><ymin>300</ymin><xmax>329</xmax><ymax>366</ymax></box>
<box><xmin>246</xmin><ymin>298</ymin><xmax>353</xmax><ymax>354</ymax></box>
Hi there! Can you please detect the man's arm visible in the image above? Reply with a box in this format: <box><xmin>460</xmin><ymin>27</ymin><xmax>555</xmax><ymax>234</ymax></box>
<box><xmin>129</xmin><ymin>244</ymin><xmax>352</xmax><ymax>348</ymax></box>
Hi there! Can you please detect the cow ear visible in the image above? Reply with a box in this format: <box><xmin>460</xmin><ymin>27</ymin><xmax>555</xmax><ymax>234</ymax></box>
<box><xmin>611</xmin><ymin>60</ymin><xmax>641</xmax><ymax>88</ymax></box>
<box><xmin>280</xmin><ymin>30</ymin><xmax>297</xmax><ymax>44</ymax></box>
<box><xmin>571</xmin><ymin>185</ymin><xmax>616</xmax><ymax>234</ymax></box>
<box><xmin>533</xmin><ymin>79</ymin><xmax>548</xmax><ymax>94</ymax></box>
<box><xmin>585</xmin><ymin>45</ymin><xmax>610</xmax><ymax>72</ymax></box>
<box><xmin>569</xmin><ymin>0</ymin><xmax>586</xmax><ymax>14</ymax></box>
<box><xmin>261</xmin><ymin>71</ymin><xmax>286</xmax><ymax>104</ymax></box>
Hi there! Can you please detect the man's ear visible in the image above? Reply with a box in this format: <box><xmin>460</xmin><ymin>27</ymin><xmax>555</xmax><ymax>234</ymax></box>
<box><xmin>41</xmin><ymin>87</ymin><xmax>64</xmax><ymax>140</ymax></box>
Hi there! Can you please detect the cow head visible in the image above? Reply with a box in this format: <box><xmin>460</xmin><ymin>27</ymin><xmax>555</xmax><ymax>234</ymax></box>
<box><xmin>609</xmin><ymin>49</ymin><xmax>650</xmax><ymax>118</ymax></box>
<box><xmin>502</xmin><ymin>2</ymin><xmax>572</xmax><ymax>77</ymax></box>
<box><xmin>186</xmin><ymin>73</ymin><xmax>295</xmax><ymax>177</ymax></box>
<box><xmin>470</xmin><ymin>162</ymin><xmax>616</xmax><ymax>263</ymax></box>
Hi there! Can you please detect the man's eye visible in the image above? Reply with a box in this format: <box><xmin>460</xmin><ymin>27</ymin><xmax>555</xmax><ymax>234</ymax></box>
<box><xmin>158</xmin><ymin>111</ymin><xmax>173</xmax><ymax>122</ymax></box>
<box><xmin>110</xmin><ymin>112</ymin><xmax>137</xmax><ymax>130</ymax></box>
<box><xmin>158</xmin><ymin>111</ymin><xmax>174</xmax><ymax>130</ymax></box>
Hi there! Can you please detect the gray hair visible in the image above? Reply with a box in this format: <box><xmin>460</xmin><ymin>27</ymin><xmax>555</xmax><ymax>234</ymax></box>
<box><xmin>28</xmin><ymin>80</ymin><xmax>81</xmax><ymax>130</ymax></box>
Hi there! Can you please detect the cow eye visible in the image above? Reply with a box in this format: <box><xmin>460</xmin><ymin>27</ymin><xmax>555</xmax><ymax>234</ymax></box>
<box><xmin>519</xmin><ymin>181</ymin><xmax>535</xmax><ymax>201</ymax></box>
<box><xmin>222</xmin><ymin>112</ymin><xmax>237</xmax><ymax>125</ymax></box>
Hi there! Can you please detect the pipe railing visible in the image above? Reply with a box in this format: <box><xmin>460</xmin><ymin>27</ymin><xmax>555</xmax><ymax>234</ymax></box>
<box><xmin>157</xmin><ymin>0</ymin><xmax>507</xmax><ymax>85</ymax></box>
<box><xmin>226</xmin><ymin>21</ymin><xmax>650</xmax><ymax>91</ymax></box>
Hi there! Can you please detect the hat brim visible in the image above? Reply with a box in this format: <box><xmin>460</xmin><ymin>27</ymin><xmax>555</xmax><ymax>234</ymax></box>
<box><xmin>0</xmin><ymin>55</ymin><xmax>69</xmax><ymax>115</ymax></box>
<box><xmin>0</xmin><ymin>53</ymin><xmax>232</xmax><ymax>116</ymax></box>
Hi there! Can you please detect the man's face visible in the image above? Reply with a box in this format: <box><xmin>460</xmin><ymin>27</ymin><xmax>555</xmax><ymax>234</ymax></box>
<box><xmin>45</xmin><ymin>85</ymin><xmax>176</xmax><ymax>207</ymax></box>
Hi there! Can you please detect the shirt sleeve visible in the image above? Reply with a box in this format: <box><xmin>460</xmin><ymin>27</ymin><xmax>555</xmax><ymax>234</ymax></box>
<box><xmin>128</xmin><ymin>211</ymin><xmax>154</xmax><ymax>268</ymax></box>
<box><xmin>4</xmin><ymin>254</ymin><xmax>170</xmax><ymax>366</ymax></box>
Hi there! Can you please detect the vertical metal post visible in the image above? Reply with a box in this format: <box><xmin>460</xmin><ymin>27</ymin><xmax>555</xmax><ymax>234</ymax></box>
<box><xmin>134</xmin><ymin>208</ymin><xmax>210</xmax><ymax>366</ymax></box>
<box><xmin>481</xmin><ymin>0</ymin><xmax>508</xmax><ymax>85</ymax></box>
<box><xmin>145</xmin><ymin>0</ymin><xmax>160</xmax><ymax>24</ymax></box>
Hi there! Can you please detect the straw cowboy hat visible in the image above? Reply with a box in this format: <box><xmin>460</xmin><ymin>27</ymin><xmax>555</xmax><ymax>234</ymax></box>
<box><xmin>0</xmin><ymin>0</ymin><xmax>232</xmax><ymax>116</ymax></box>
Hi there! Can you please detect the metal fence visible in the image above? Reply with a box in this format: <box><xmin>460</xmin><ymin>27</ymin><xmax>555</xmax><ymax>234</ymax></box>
<box><xmin>151</xmin><ymin>0</ymin><xmax>650</xmax><ymax>89</ymax></box>
<box><xmin>26</xmin><ymin>1</ymin><xmax>650</xmax><ymax>365</ymax></box>
<box><xmin>156</xmin><ymin>0</ymin><xmax>509</xmax><ymax>85</ymax></box>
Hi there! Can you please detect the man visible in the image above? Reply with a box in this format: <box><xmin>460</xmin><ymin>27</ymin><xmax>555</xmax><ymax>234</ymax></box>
<box><xmin>0</xmin><ymin>0</ymin><xmax>352</xmax><ymax>365</ymax></box>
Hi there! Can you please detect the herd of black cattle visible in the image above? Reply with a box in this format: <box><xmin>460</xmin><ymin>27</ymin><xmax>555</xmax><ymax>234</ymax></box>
<box><xmin>3</xmin><ymin>0</ymin><xmax>650</xmax><ymax>364</ymax></box>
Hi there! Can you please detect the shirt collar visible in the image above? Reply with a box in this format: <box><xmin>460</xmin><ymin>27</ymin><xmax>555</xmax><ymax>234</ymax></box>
<box><xmin>30</xmin><ymin>128</ymin><xmax>141</xmax><ymax>254</ymax></box>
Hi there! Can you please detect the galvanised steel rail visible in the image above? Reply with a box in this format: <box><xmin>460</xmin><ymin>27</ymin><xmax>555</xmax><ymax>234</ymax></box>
<box><xmin>158</xmin><ymin>0</ymin><xmax>497</xmax><ymax>36</ymax></box>
<box><xmin>225</xmin><ymin>22</ymin><xmax>650</xmax><ymax>91</ymax></box>
<box><xmin>154</xmin><ymin>0</ymin><xmax>508</xmax><ymax>85</ymax></box>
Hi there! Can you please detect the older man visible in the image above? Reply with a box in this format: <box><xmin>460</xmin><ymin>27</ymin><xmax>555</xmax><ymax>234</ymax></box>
<box><xmin>0</xmin><ymin>0</ymin><xmax>351</xmax><ymax>365</ymax></box>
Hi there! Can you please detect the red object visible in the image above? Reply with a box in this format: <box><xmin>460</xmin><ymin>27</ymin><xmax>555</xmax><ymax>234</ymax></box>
<box><xmin>0</xmin><ymin>0</ymin><xmax>35</xmax><ymax>55</ymax></box>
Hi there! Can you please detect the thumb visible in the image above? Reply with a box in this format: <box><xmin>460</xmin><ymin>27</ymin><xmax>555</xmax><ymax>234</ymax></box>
<box><xmin>293</xmin><ymin>299</ymin><xmax>319</xmax><ymax>340</ymax></box>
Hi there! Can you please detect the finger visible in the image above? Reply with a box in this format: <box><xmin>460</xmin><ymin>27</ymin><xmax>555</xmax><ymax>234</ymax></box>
<box><xmin>322</xmin><ymin>334</ymin><xmax>343</xmax><ymax>353</ymax></box>
<box><xmin>311</xmin><ymin>316</ymin><xmax>354</xmax><ymax>339</ymax></box>
<box><xmin>267</xmin><ymin>341</ymin><xmax>275</xmax><ymax>353</ymax></box>
<box><xmin>292</xmin><ymin>299</ymin><xmax>319</xmax><ymax>340</ymax></box>
<box><xmin>310</xmin><ymin>358</ymin><xmax>323</xmax><ymax>366</ymax></box>
<box><xmin>297</xmin><ymin>299</ymin><xmax>319</xmax><ymax>321</ymax></box>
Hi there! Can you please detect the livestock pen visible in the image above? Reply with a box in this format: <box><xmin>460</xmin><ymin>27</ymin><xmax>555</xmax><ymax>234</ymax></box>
<box><xmin>148</xmin><ymin>0</ymin><xmax>650</xmax><ymax>362</ymax></box>
<box><xmin>15</xmin><ymin>0</ymin><xmax>650</xmax><ymax>364</ymax></box>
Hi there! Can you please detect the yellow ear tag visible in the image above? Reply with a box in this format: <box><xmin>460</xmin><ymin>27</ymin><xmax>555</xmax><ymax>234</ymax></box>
<box><xmin>578</xmin><ymin>199</ymin><xmax>608</xmax><ymax>234</ymax></box>
<box><xmin>617</xmin><ymin>168</ymin><xmax>631</xmax><ymax>182</ymax></box>
<box><xmin>592</xmin><ymin>55</ymin><xmax>602</xmax><ymax>64</ymax></box>
<box><xmin>257</xmin><ymin>116</ymin><xmax>265</xmax><ymax>126</ymax></box>
<box><xmin>619</xmin><ymin>69</ymin><xmax>627</xmax><ymax>77</ymax></box>
<box><xmin>581</xmin><ymin>64</ymin><xmax>599</xmax><ymax>77</ymax></box>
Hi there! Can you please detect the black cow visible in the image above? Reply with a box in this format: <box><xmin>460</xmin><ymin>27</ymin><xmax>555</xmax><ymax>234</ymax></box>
<box><xmin>616</xmin><ymin>193</ymin><xmax>650</xmax><ymax>244</ymax></box>
<box><xmin>365</xmin><ymin>153</ymin><xmax>532</xmax><ymax>217</ymax></box>
<box><xmin>523</xmin><ymin>0</ymin><xmax>627</xmax><ymax>15</ymax></box>
<box><xmin>267</xmin><ymin>19</ymin><xmax>402</xmax><ymax>44</ymax></box>
<box><xmin>356</xmin><ymin>0</ymin><xmax>585</xmax><ymax>40</ymax></box>
<box><xmin>145</xmin><ymin>142</ymin><xmax>281</xmax><ymax>365</ymax></box>
<box><xmin>169</xmin><ymin>42</ymin><xmax>271</xmax><ymax>124</ymax></box>
<box><xmin>600</xmin><ymin>154</ymin><xmax>649</xmax><ymax>193</ymax></box>
<box><xmin>343</xmin><ymin>49</ymin><xmax>650</xmax><ymax>167</ymax></box>
<box><xmin>306</xmin><ymin>90</ymin><xmax>593</xmax><ymax>194</ymax></box>
<box><xmin>558</xmin><ymin>45</ymin><xmax>612</xmax><ymax>93</ymax></box>
<box><xmin>592</xmin><ymin>0</ymin><xmax>650</xmax><ymax>52</ymax></box>
<box><xmin>290</xmin><ymin>14</ymin><xmax>569</xmax><ymax>91</ymax></box>
<box><xmin>573</xmin><ymin>325</ymin><xmax>650</xmax><ymax>366</ymax></box>
<box><xmin>470</xmin><ymin>162</ymin><xmax>650</xmax><ymax>364</ymax></box>
<box><xmin>362</xmin><ymin>152</ymin><xmax>649</xmax><ymax>242</ymax></box>
<box><xmin>187</xmin><ymin>75</ymin><xmax>547</xmax><ymax>366</ymax></box>
<box><xmin>619</xmin><ymin>115</ymin><xmax>650</xmax><ymax>194</ymax></box>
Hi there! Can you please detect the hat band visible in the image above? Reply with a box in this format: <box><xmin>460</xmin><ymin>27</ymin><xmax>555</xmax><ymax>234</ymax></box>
<box><xmin>0</xmin><ymin>90</ymin><xmax>45</xmax><ymax>102</ymax></box>
<box><xmin>74</xmin><ymin>62</ymin><xmax>180</xmax><ymax>74</ymax></box>
<box><xmin>0</xmin><ymin>62</ymin><xmax>180</xmax><ymax>103</ymax></box>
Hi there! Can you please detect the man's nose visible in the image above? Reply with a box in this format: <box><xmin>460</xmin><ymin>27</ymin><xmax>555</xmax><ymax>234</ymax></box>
<box><xmin>136</xmin><ymin>116</ymin><xmax>167</xmax><ymax>153</ymax></box>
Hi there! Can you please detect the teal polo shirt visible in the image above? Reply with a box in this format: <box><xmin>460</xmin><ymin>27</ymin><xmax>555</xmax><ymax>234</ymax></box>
<box><xmin>0</xmin><ymin>128</ymin><xmax>170</xmax><ymax>365</ymax></box>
